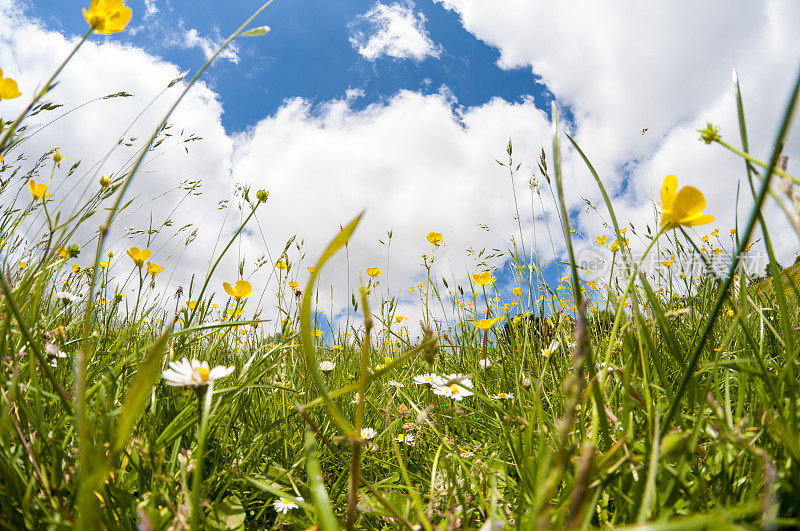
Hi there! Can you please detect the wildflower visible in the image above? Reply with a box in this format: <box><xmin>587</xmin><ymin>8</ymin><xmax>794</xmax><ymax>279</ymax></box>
<box><xmin>18</xmin><ymin>261</ymin><xmax>27</xmax><ymax>269</ymax></box>
<box><xmin>395</xmin><ymin>433</ymin><xmax>414</xmax><ymax>446</ymax></box>
<box><xmin>727</xmin><ymin>309</ymin><xmax>735</xmax><ymax>317</ymax></box>
<box><xmin>307</xmin><ymin>266</ymin><xmax>315</xmax><ymax>274</ymax></box>
<box><xmin>312</xmin><ymin>329</ymin><xmax>323</xmax><ymax>338</ymax></box>
<box><xmin>413</xmin><ymin>373</ymin><xmax>445</xmax><ymax>386</ymax></box>
<box><xmin>395</xmin><ymin>315</ymin><xmax>404</xmax><ymax>323</ymax></box>
<box><xmin>127</xmin><ymin>246</ymin><xmax>151</xmax><ymax>268</ymax></box>
<box><xmin>397</xmin><ymin>404</ymin><xmax>409</xmax><ymax>415</ymax></box>
<box><xmin>730</xmin><ymin>228</ymin><xmax>736</xmax><ymax>235</ymax></box>
<box><xmin>513</xmin><ymin>287</ymin><xmax>523</xmax><ymax>296</ymax></box>
<box><xmin>52</xmin><ymin>151</ymin><xmax>63</xmax><ymax>164</ymax></box>
<box><xmin>409</xmin><ymin>286</ymin><xmax>416</xmax><ymax>292</ymax></box>
<box><xmin>472</xmin><ymin>271</ymin><xmax>494</xmax><ymax>286</ymax></box>
<box><xmin>595</xmin><ymin>234</ymin><xmax>607</xmax><ymax>245</ymax></box>
<box><xmin>83</xmin><ymin>0</ymin><xmax>132</xmax><ymax>34</ymax></box>
<box><xmin>54</xmin><ymin>291</ymin><xmax>81</xmax><ymax>304</ymax></box>
<box><xmin>351</xmin><ymin>393</ymin><xmax>361</xmax><ymax>404</ymax></box>
<box><xmin>701</xmin><ymin>234</ymin><xmax>710</xmax><ymax>243</ymax></box>
<box><xmin>28</xmin><ymin>180</ymin><xmax>52</xmax><ymax>200</ymax></box>
<box><xmin>275</xmin><ymin>260</ymin><xmax>289</xmax><ymax>270</ymax></box>
<box><xmin>367</xmin><ymin>266</ymin><xmax>382</xmax><ymax>278</ymax></box>
<box><xmin>713</xmin><ymin>247</ymin><xmax>723</xmax><ymax>255</ymax></box>
<box><xmin>289</xmin><ymin>281</ymin><xmax>299</xmax><ymax>290</ymax></box>
<box><xmin>417</xmin><ymin>283</ymin><xmax>424</xmax><ymax>289</ymax></box>
<box><xmin>427</xmin><ymin>231</ymin><xmax>443</xmax><ymax>245</ymax></box>
<box><xmin>223</xmin><ymin>279</ymin><xmax>251</xmax><ymax>300</ymax></box>
<box><xmin>72</xmin><ymin>264</ymin><xmax>81</xmax><ymax>273</ymax></box>
<box><xmin>711</xmin><ymin>228</ymin><xmax>719</xmax><ymax>237</ymax></box>
<box><xmin>472</xmin><ymin>317</ymin><xmax>501</xmax><ymax>331</ymax></box>
<box><xmin>388</xmin><ymin>380</ymin><xmax>404</xmax><ymax>388</ymax></box>
<box><xmin>99</xmin><ymin>175</ymin><xmax>111</xmax><ymax>188</ymax></box>
<box><xmin>361</xmin><ymin>428</ymin><xmax>377</xmax><ymax>440</ymax></box>
<box><xmin>478</xmin><ymin>358</ymin><xmax>492</xmax><ymax>370</ymax></box>
<box><xmin>540</xmin><ymin>340</ymin><xmax>560</xmax><ymax>357</ymax></box>
<box><xmin>659</xmin><ymin>175</ymin><xmax>714</xmax><ymax>230</ymax></box>
<box><xmin>332</xmin><ymin>344</ymin><xmax>343</xmax><ymax>351</ymax></box>
<box><xmin>588</xmin><ymin>280</ymin><xmax>597</xmax><ymax>289</ymax></box>
<box><xmin>146</xmin><ymin>261</ymin><xmax>165</xmax><ymax>277</ymax></box>
<box><xmin>492</xmin><ymin>392</ymin><xmax>514</xmax><ymax>400</ymax></box>
<box><xmin>114</xmin><ymin>292</ymin><xmax>124</xmax><ymax>302</ymax></box>
<box><xmin>319</xmin><ymin>360</ymin><xmax>335</xmax><ymax>372</ymax></box>
<box><xmin>98</xmin><ymin>260</ymin><xmax>109</xmax><ymax>268</ymax></box>
<box><xmin>432</xmin><ymin>374</ymin><xmax>474</xmax><ymax>401</ymax></box>
<box><xmin>186</xmin><ymin>301</ymin><xmax>197</xmax><ymax>310</ymax></box>
<box><xmin>162</xmin><ymin>358</ymin><xmax>234</xmax><ymax>387</ymax></box>
<box><xmin>609</xmin><ymin>239</ymin><xmax>620</xmax><ymax>252</ymax></box>
<box><xmin>273</xmin><ymin>497</ymin><xmax>303</xmax><ymax>514</ymax></box>
<box><xmin>0</xmin><ymin>68</ymin><xmax>22</xmax><ymax>100</ymax></box>
<box><xmin>698</xmin><ymin>122</ymin><xmax>721</xmax><ymax>144</ymax></box>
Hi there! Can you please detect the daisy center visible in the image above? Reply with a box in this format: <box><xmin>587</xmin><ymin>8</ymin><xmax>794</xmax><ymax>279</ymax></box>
<box><xmin>195</xmin><ymin>367</ymin><xmax>210</xmax><ymax>382</ymax></box>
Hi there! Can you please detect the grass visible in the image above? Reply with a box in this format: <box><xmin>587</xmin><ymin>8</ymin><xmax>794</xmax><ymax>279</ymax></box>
<box><xmin>1</xmin><ymin>3</ymin><xmax>800</xmax><ymax>530</ymax></box>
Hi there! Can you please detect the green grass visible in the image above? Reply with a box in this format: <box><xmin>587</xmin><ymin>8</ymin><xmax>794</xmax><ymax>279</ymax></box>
<box><xmin>1</xmin><ymin>4</ymin><xmax>800</xmax><ymax>530</ymax></box>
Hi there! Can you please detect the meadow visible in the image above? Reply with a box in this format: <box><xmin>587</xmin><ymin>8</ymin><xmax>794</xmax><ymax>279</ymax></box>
<box><xmin>1</xmin><ymin>1</ymin><xmax>800</xmax><ymax>529</ymax></box>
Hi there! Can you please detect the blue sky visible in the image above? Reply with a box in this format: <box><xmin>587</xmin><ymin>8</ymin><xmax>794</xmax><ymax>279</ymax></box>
<box><xmin>26</xmin><ymin>0</ymin><xmax>549</xmax><ymax>133</ymax></box>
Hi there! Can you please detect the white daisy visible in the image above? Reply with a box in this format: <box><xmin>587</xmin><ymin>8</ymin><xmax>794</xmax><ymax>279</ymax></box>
<box><xmin>395</xmin><ymin>433</ymin><xmax>414</xmax><ymax>445</ymax></box>
<box><xmin>387</xmin><ymin>380</ymin><xmax>405</xmax><ymax>388</ymax></box>
<box><xmin>360</xmin><ymin>427</ymin><xmax>377</xmax><ymax>440</ymax></box>
<box><xmin>413</xmin><ymin>373</ymin><xmax>445</xmax><ymax>386</ymax></box>
<box><xmin>540</xmin><ymin>340</ymin><xmax>560</xmax><ymax>357</ymax></box>
<box><xmin>351</xmin><ymin>392</ymin><xmax>361</xmax><ymax>404</ymax></box>
<box><xmin>54</xmin><ymin>291</ymin><xmax>81</xmax><ymax>304</ymax></box>
<box><xmin>478</xmin><ymin>358</ymin><xmax>492</xmax><ymax>370</ymax></box>
<box><xmin>432</xmin><ymin>374</ymin><xmax>474</xmax><ymax>401</ymax></box>
<box><xmin>319</xmin><ymin>360</ymin><xmax>336</xmax><ymax>372</ymax></box>
<box><xmin>162</xmin><ymin>358</ymin><xmax>234</xmax><ymax>387</ymax></box>
<box><xmin>273</xmin><ymin>496</ymin><xmax>303</xmax><ymax>514</ymax></box>
<box><xmin>491</xmin><ymin>392</ymin><xmax>514</xmax><ymax>400</ymax></box>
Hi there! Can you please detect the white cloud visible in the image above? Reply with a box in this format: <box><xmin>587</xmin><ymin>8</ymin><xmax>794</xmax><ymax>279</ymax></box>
<box><xmin>436</xmin><ymin>0</ymin><xmax>800</xmax><ymax>264</ymax></box>
<box><xmin>349</xmin><ymin>1</ymin><xmax>442</xmax><ymax>61</ymax></box>
<box><xmin>144</xmin><ymin>0</ymin><xmax>159</xmax><ymax>18</ymax></box>
<box><xmin>166</xmin><ymin>22</ymin><xmax>240</xmax><ymax>64</ymax></box>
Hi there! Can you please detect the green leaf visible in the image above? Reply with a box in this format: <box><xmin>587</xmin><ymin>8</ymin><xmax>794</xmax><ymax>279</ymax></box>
<box><xmin>111</xmin><ymin>326</ymin><xmax>172</xmax><ymax>457</ymax></box>
<box><xmin>239</xmin><ymin>26</ymin><xmax>271</xmax><ymax>37</ymax></box>
<box><xmin>207</xmin><ymin>495</ymin><xmax>246</xmax><ymax>530</ymax></box>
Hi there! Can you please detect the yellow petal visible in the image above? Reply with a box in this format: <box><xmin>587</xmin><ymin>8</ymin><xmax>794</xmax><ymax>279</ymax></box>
<box><xmin>223</xmin><ymin>282</ymin><xmax>236</xmax><ymax>298</ymax></box>
<box><xmin>660</xmin><ymin>174</ymin><xmax>678</xmax><ymax>210</ymax></box>
<box><xmin>671</xmin><ymin>185</ymin><xmax>707</xmax><ymax>220</ymax></box>
<box><xmin>235</xmin><ymin>279</ymin><xmax>252</xmax><ymax>298</ymax></box>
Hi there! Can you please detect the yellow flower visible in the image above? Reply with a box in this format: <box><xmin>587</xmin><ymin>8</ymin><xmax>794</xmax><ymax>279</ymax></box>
<box><xmin>609</xmin><ymin>239</ymin><xmax>620</xmax><ymax>253</ymax></box>
<box><xmin>146</xmin><ymin>261</ymin><xmax>164</xmax><ymax>277</ymax></box>
<box><xmin>313</xmin><ymin>329</ymin><xmax>323</xmax><ymax>338</ymax></box>
<box><xmin>472</xmin><ymin>317</ymin><xmax>501</xmax><ymax>331</ymax></box>
<box><xmin>727</xmin><ymin>309</ymin><xmax>735</xmax><ymax>317</ymax></box>
<box><xmin>701</xmin><ymin>235</ymin><xmax>710</xmax><ymax>243</ymax></box>
<box><xmin>0</xmin><ymin>68</ymin><xmax>22</xmax><ymax>100</ymax></box>
<box><xmin>53</xmin><ymin>151</ymin><xmax>62</xmax><ymax>163</ymax></box>
<box><xmin>18</xmin><ymin>261</ymin><xmax>27</xmax><ymax>269</ymax></box>
<box><xmin>99</xmin><ymin>175</ymin><xmax>111</xmax><ymax>188</ymax></box>
<box><xmin>289</xmin><ymin>281</ymin><xmax>299</xmax><ymax>290</ymax></box>
<box><xmin>56</xmin><ymin>246</ymin><xmax>68</xmax><ymax>259</ymax></box>
<box><xmin>98</xmin><ymin>260</ymin><xmax>109</xmax><ymax>268</ymax></box>
<box><xmin>659</xmin><ymin>174</ymin><xmax>714</xmax><ymax>230</ymax></box>
<box><xmin>367</xmin><ymin>266</ymin><xmax>382</xmax><ymax>278</ymax></box>
<box><xmin>427</xmin><ymin>231</ymin><xmax>443</xmax><ymax>246</ymax></box>
<box><xmin>223</xmin><ymin>279</ymin><xmax>252</xmax><ymax>299</ymax></box>
<box><xmin>332</xmin><ymin>344</ymin><xmax>343</xmax><ymax>350</ymax></box>
<box><xmin>513</xmin><ymin>287</ymin><xmax>522</xmax><ymax>296</ymax></box>
<box><xmin>395</xmin><ymin>315</ymin><xmax>404</xmax><ymax>323</ymax></box>
<box><xmin>187</xmin><ymin>301</ymin><xmax>197</xmax><ymax>310</ymax></box>
<box><xmin>307</xmin><ymin>266</ymin><xmax>315</xmax><ymax>274</ymax></box>
<box><xmin>730</xmin><ymin>228</ymin><xmax>736</xmax><ymax>235</ymax></box>
<box><xmin>409</xmin><ymin>286</ymin><xmax>416</xmax><ymax>292</ymax></box>
<box><xmin>72</xmin><ymin>264</ymin><xmax>81</xmax><ymax>273</ymax></box>
<box><xmin>711</xmin><ymin>228</ymin><xmax>719</xmax><ymax>237</ymax></box>
<box><xmin>662</xmin><ymin>254</ymin><xmax>675</xmax><ymax>267</ymax></box>
<box><xmin>595</xmin><ymin>234</ymin><xmax>607</xmax><ymax>245</ymax></box>
<box><xmin>83</xmin><ymin>0</ymin><xmax>132</xmax><ymax>34</ymax></box>
<box><xmin>275</xmin><ymin>260</ymin><xmax>289</xmax><ymax>270</ymax></box>
<box><xmin>713</xmin><ymin>247</ymin><xmax>723</xmax><ymax>255</ymax></box>
<box><xmin>472</xmin><ymin>271</ymin><xmax>495</xmax><ymax>286</ymax></box>
<box><xmin>417</xmin><ymin>283</ymin><xmax>424</xmax><ymax>289</ymax></box>
<box><xmin>226</xmin><ymin>307</ymin><xmax>244</xmax><ymax>317</ymax></box>
<box><xmin>28</xmin><ymin>180</ymin><xmax>52</xmax><ymax>200</ymax></box>
<box><xmin>587</xmin><ymin>280</ymin><xmax>597</xmax><ymax>289</ymax></box>
<box><xmin>126</xmin><ymin>246</ymin><xmax>151</xmax><ymax>268</ymax></box>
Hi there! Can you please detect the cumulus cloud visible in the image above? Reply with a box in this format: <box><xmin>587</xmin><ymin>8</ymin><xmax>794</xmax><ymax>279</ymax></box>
<box><xmin>436</xmin><ymin>0</ymin><xmax>800</xmax><ymax>264</ymax></box>
<box><xmin>349</xmin><ymin>1</ymin><xmax>442</xmax><ymax>61</ymax></box>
